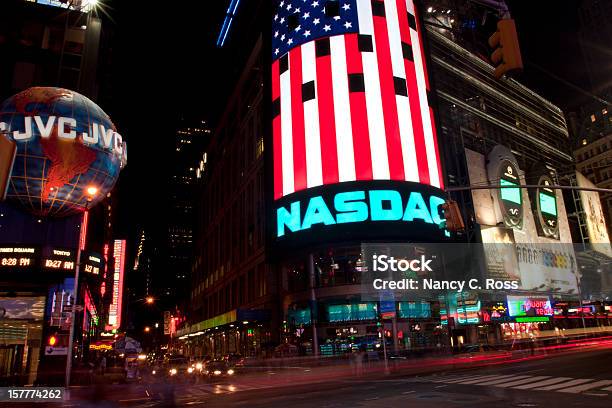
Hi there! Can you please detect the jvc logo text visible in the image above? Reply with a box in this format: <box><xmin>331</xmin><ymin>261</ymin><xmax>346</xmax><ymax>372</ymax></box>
<box><xmin>373</xmin><ymin>255</ymin><xmax>433</xmax><ymax>272</ymax></box>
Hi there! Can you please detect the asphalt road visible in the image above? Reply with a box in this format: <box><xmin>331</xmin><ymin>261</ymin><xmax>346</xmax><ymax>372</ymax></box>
<box><xmin>129</xmin><ymin>347</ymin><xmax>612</xmax><ymax>407</ymax></box>
<box><xmin>28</xmin><ymin>344</ymin><xmax>611</xmax><ymax>408</ymax></box>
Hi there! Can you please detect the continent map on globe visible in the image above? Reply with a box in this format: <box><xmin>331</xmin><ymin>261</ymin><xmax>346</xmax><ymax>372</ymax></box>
<box><xmin>0</xmin><ymin>87</ymin><xmax>126</xmax><ymax>217</ymax></box>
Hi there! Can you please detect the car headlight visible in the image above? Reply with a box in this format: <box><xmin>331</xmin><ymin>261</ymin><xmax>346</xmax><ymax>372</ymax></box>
<box><xmin>187</xmin><ymin>367</ymin><xmax>194</xmax><ymax>373</ymax></box>
<box><xmin>227</xmin><ymin>369</ymin><xmax>234</xmax><ymax>375</ymax></box>
<box><xmin>195</xmin><ymin>363</ymin><xmax>203</xmax><ymax>370</ymax></box>
<box><xmin>213</xmin><ymin>370</ymin><xmax>222</xmax><ymax>375</ymax></box>
<box><xmin>170</xmin><ymin>368</ymin><xmax>177</xmax><ymax>375</ymax></box>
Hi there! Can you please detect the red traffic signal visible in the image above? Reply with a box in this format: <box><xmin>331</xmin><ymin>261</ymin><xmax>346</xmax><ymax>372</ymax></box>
<box><xmin>488</xmin><ymin>19</ymin><xmax>523</xmax><ymax>79</ymax></box>
<box><xmin>441</xmin><ymin>200</ymin><xmax>465</xmax><ymax>232</ymax></box>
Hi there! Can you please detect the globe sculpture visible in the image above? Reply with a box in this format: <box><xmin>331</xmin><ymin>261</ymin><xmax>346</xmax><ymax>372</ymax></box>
<box><xmin>0</xmin><ymin>87</ymin><xmax>127</xmax><ymax>217</ymax></box>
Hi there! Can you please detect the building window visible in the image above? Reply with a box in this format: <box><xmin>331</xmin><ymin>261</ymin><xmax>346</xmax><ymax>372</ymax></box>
<box><xmin>590</xmin><ymin>114</ymin><xmax>596</xmax><ymax>122</ymax></box>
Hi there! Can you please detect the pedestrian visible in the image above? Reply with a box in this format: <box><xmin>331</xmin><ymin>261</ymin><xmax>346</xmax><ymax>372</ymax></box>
<box><xmin>99</xmin><ymin>355</ymin><xmax>107</xmax><ymax>375</ymax></box>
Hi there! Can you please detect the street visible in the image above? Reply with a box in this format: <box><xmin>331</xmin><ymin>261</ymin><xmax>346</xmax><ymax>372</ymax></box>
<box><xmin>53</xmin><ymin>343</ymin><xmax>612</xmax><ymax>407</ymax></box>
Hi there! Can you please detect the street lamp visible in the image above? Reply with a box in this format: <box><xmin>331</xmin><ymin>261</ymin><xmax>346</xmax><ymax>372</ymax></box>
<box><xmin>86</xmin><ymin>186</ymin><xmax>98</xmax><ymax>198</ymax></box>
<box><xmin>144</xmin><ymin>327</ymin><xmax>151</xmax><ymax>333</ymax></box>
<box><xmin>146</xmin><ymin>296</ymin><xmax>154</xmax><ymax>305</ymax></box>
<box><xmin>65</xmin><ymin>185</ymin><xmax>98</xmax><ymax>387</ymax></box>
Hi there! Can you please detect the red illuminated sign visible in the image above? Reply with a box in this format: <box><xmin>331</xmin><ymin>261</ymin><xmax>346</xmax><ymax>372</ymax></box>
<box><xmin>107</xmin><ymin>240</ymin><xmax>126</xmax><ymax>330</ymax></box>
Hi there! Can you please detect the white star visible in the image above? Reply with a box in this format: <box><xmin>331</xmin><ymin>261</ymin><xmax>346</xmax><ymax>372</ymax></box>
<box><xmin>275</xmin><ymin>48</ymin><xmax>280</xmax><ymax>55</ymax></box>
<box><xmin>344</xmin><ymin>21</ymin><xmax>352</xmax><ymax>29</ymax></box>
<box><xmin>274</xmin><ymin>14</ymin><xmax>278</xmax><ymax>21</ymax></box>
<box><xmin>312</xmin><ymin>1</ymin><xmax>319</xmax><ymax>7</ymax></box>
<box><xmin>323</xmin><ymin>24</ymin><xmax>331</xmax><ymax>31</ymax></box>
<box><xmin>294</xmin><ymin>7</ymin><xmax>300</xmax><ymax>13</ymax></box>
<box><xmin>313</xmin><ymin>18</ymin><xmax>320</xmax><ymax>25</ymax></box>
<box><xmin>343</xmin><ymin>3</ymin><xmax>350</xmax><ymax>11</ymax></box>
<box><xmin>287</xmin><ymin>38</ymin><xmax>294</xmax><ymax>45</ymax></box>
<box><xmin>280</xmin><ymin>1</ymin><xmax>285</xmax><ymax>7</ymax></box>
<box><xmin>303</xmin><ymin>30</ymin><xmax>311</xmax><ymax>37</ymax></box>
<box><xmin>333</xmin><ymin>15</ymin><xmax>341</xmax><ymax>21</ymax></box>
<box><xmin>274</xmin><ymin>31</ymin><xmax>279</xmax><ymax>38</ymax></box>
<box><xmin>281</xmin><ymin>34</ymin><xmax>286</xmax><ymax>41</ymax></box>
<box><xmin>295</xmin><ymin>25</ymin><xmax>301</xmax><ymax>32</ymax></box>
<box><xmin>286</xmin><ymin>3</ymin><xmax>292</xmax><ymax>11</ymax></box>
<box><xmin>280</xmin><ymin>17</ymin><xmax>285</xmax><ymax>24</ymax></box>
<box><xmin>303</xmin><ymin>12</ymin><xmax>310</xmax><ymax>19</ymax></box>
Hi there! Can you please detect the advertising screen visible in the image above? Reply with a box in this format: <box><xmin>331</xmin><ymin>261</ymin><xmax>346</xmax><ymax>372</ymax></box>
<box><xmin>576</xmin><ymin>172</ymin><xmax>612</xmax><ymax>257</ymax></box>
<box><xmin>507</xmin><ymin>296</ymin><xmax>553</xmax><ymax>317</ymax></box>
<box><xmin>500</xmin><ymin>179</ymin><xmax>521</xmax><ymax>205</ymax></box>
<box><xmin>539</xmin><ymin>192</ymin><xmax>557</xmax><ymax>216</ymax></box>
<box><xmin>270</xmin><ymin>0</ymin><xmax>446</xmax><ymax>251</ymax></box>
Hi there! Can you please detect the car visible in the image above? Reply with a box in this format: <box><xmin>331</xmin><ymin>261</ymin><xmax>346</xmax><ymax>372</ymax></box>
<box><xmin>162</xmin><ymin>355</ymin><xmax>191</xmax><ymax>379</ymax></box>
<box><xmin>205</xmin><ymin>361</ymin><xmax>236</xmax><ymax>380</ymax></box>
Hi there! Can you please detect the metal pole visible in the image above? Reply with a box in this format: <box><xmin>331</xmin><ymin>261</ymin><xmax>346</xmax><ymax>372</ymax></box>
<box><xmin>308</xmin><ymin>254</ymin><xmax>319</xmax><ymax>357</ymax></box>
<box><xmin>65</xmin><ymin>207</ymin><xmax>88</xmax><ymax>387</ymax></box>
<box><xmin>445</xmin><ymin>184</ymin><xmax>612</xmax><ymax>194</ymax></box>
<box><xmin>575</xmin><ymin>271</ymin><xmax>587</xmax><ymax>336</ymax></box>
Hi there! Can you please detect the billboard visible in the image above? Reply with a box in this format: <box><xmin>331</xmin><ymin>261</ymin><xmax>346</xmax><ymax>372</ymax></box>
<box><xmin>271</xmin><ymin>0</ymin><xmax>445</xmax><ymax>250</ymax></box>
<box><xmin>107</xmin><ymin>239</ymin><xmax>126</xmax><ymax>330</ymax></box>
<box><xmin>576</xmin><ymin>172</ymin><xmax>612</xmax><ymax>257</ymax></box>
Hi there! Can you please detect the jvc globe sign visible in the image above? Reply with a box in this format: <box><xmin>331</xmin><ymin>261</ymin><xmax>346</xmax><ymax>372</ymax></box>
<box><xmin>0</xmin><ymin>87</ymin><xmax>127</xmax><ymax>217</ymax></box>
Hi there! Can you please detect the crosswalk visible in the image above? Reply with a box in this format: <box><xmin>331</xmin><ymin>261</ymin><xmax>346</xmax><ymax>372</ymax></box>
<box><xmin>423</xmin><ymin>374</ymin><xmax>612</xmax><ymax>395</ymax></box>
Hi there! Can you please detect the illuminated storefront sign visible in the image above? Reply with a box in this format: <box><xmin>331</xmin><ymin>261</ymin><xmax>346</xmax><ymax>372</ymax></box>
<box><xmin>43</xmin><ymin>248</ymin><xmax>75</xmax><ymax>271</ymax></box>
<box><xmin>507</xmin><ymin>296</ymin><xmax>553</xmax><ymax>317</ymax></box>
<box><xmin>107</xmin><ymin>240</ymin><xmax>126</xmax><ymax>330</ymax></box>
<box><xmin>0</xmin><ymin>246</ymin><xmax>38</xmax><ymax>268</ymax></box>
<box><xmin>270</xmin><ymin>0</ymin><xmax>445</xmax><ymax>251</ymax></box>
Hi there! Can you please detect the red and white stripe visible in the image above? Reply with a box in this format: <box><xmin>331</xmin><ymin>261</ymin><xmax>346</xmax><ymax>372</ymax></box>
<box><xmin>272</xmin><ymin>0</ymin><xmax>443</xmax><ymax>200</ymax></box>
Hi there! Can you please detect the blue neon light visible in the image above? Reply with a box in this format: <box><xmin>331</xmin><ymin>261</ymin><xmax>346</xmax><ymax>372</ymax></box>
<box><xmin>276</xmin><ymin>189</ymin><xmax>446</xmax><ymax>237</ymax></box>
<box><xmin>217</xmin><ymin>0</ymin><xmax>241</xmax><ymax>47</ymax></box>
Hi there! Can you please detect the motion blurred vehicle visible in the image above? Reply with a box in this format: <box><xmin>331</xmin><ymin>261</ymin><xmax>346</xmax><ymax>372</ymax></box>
<box><xmin>457</xmin><ymin>344</ymin><xmax>500</xmax><ymax>354</ymax></box>
<box><xmin>205</xmin><ymin>360</ymin><xmax>236</xmax><ymax>381</ymax></box>
<box><xmin>162</xmin><ymin>355</ymin><xmax>191</xmax><ymax>379</ymax></box>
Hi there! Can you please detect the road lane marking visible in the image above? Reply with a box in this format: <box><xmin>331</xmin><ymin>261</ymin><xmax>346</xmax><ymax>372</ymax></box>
<box><xmin>602</xmin><ymin>385</ymin><xmax>612</xmax><ymax>392</ymax></box>
<box><xmin>513</xmin><ymin>377</ymin><xmax>572</xmax><ymax>389</ymax></box>
<box><xmin>495</xmin><ymin>376</ymin><xmax>551</xmax><ymax>388</ymax></box>
<box><xmin>558</xmin><ymin>380</ymin><xmax>612</xmax><ymax>394</ymax></box>
<box><xmin>444</xmin><ymin>375</ymin><xmax>492</xmax><ymax>383</ymax></box>
<box><xmin>535</xmin><ymin>378</ymin><xmax>593</xmax><ymax>391</ymax></box>
<box><xmin>482</xmin><ymin>375</ymin><xmax>531</xmax><ymax>385</ymax></box>
<box><xmin>402</xmin><ymin>391</ymin><xmax>416</xmax><ymax>394</ymax></box>
<box><xmin>456</xmin><ymin>375</ymin><xmax>509</xmax><ymax>384</ymax></box>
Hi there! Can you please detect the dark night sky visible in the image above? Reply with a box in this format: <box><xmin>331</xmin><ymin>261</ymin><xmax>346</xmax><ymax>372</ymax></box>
<box><xmin>101</xmin><ymin>0</ymin><xmax>591</xmax><ymax>246</ymax></box>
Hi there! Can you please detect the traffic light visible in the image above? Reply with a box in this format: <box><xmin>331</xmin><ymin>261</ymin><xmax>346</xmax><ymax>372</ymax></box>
<box><xmin>441</xmin><ymin>200</ymin><xmax>465</xmax><ymax>232</ymax></box>
<box><xmin>488</xmin><ymin>19</ymin><xmax>523</xmax><ymax>79</ymax></box>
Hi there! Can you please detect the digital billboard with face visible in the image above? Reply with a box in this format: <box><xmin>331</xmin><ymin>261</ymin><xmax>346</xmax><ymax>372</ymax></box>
<box><xmin>270</xmin><ymin>0</ymin><xmax>445</xmax><ymax>251</ymax></box>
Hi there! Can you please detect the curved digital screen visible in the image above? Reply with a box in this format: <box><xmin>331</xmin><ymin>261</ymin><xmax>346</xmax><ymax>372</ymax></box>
<box><xmin>270</xmin><ymin>0</ymin><xmax>446</xmax><ymax>252</ymax></box>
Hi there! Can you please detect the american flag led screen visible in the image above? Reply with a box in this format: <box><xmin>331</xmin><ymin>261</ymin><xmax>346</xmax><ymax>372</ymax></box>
<box><xmin>272</xmin><ymin>0</ymin><xmax>444</xmax><ymax>200</ymax></box>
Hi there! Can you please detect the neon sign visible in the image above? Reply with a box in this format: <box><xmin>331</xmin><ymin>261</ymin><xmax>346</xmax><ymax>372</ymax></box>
<box><xmin>107</xmin><ymin>240</ymin><xmax>126</xmax><ymax>330</ymax></box>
